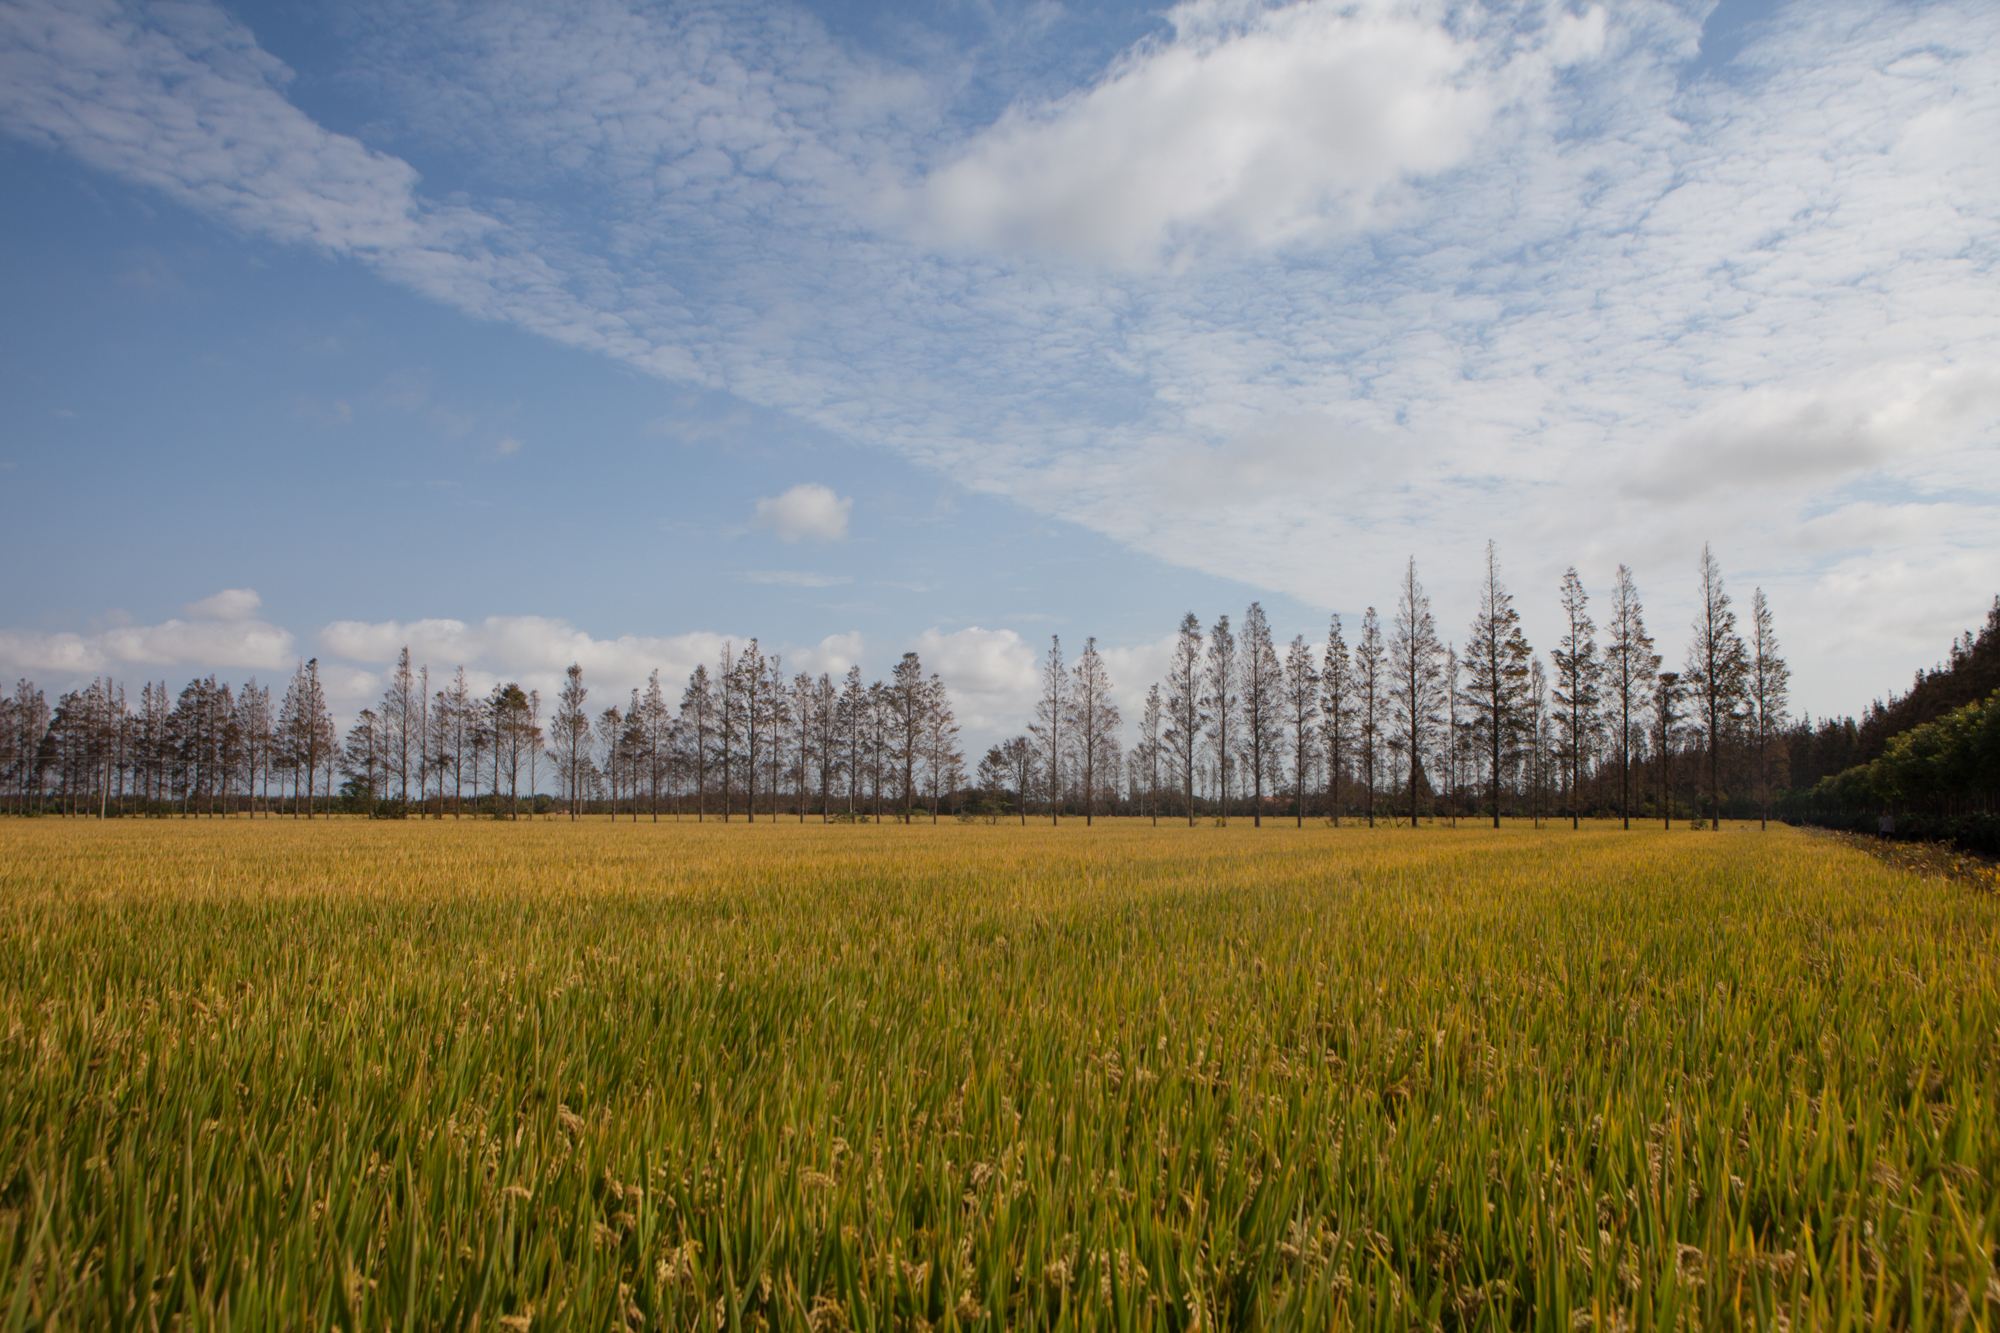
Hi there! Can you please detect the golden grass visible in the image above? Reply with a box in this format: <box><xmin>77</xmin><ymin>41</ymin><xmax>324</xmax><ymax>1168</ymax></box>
<box><xmin>1</xmin><ymin>819</ymin><xmax>1995</xmax><ymax>1330</ymax></box>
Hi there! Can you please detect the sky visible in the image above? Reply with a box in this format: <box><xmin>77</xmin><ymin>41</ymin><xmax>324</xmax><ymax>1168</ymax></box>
<box><xmin>2</xmin><ymin>0</ymin><xmax>1996</xmax><ymax>751</ymax></box>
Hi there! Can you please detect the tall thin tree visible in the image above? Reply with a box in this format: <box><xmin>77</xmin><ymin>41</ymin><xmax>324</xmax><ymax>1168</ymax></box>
<box><xmin>1551</xmin><ymin>568</ymin><xmax>1602</xmax><ymax>830</ymax></box>
<box><xmin>892</xmin><ymin>651</ymin><xmax>926</xmax><ymax>823</ymax></box>
<box><xmin>1031</xmin><ymin>637</ymin><xmax>1068</xmax><ymax>824</ymax></box>
<box><xmin>680</xmin><ymin>664</ymin><xmax>715</xmax><ymax>821</ymax></box>
<box><xmin>1463</xmin><ymin>542</ymin><xmax>1531</xmax><ymax>828</ymax></box>
<box><xmin>642</xmin><ymin>669</ymin><xmax>671</xmax><ymax>821</ymax></box>
<box><xmin>551</xmin><ymin>664</ymin><xmax>591</xmax><ymax>821</ymax></box>
<box><xmin>1686</xmin><ymin>545</ymin><xmax>1747</xmax><ymax>831</ymax></box>
<box><xmin>1748</xmin><ymin>588</ymin><xmax>1790</xmax><ymax>831</ymax></box>
<box><xmin>1070</xmin><ymin>638</ymin><xmax>1119</xmax><ymax>827</ymax></box>
<box><xmin>1002</xmin><ymin>735</ymin><xmax>1037</xmax><ymax>825</ymax></box>
<box><xmin>1355</xmin><ymin>609</ymin><xmax>1385</xmax><ymax>827</ymax></box>
<box><xmin>1204</xmin><ymin>615</ymin><xmax>1236</xmax><ymax>823</ymax></box>
<box><xmin>1281</xmin><ymin>634</ymin><xmax>1319</xmax><ymax>827</ymax></box>
<box><xmin>1390</xmin><ymin>559</ymin><xmax>1445</xmax><ymax>827</ymax></box>
<box><xmin>1239</xmin><ymin>603</ymin><xmax>1281</xmax><ymax>827</ymax></box>
<box><xmin>1139</xmin><ymin>683</ymin><xmax>1163</xmax><ymax>826</ymax></box>
<box><xmin>1604</xmin><ymin>565</ymin><xmax>1657</xmax><ymax>829</ymax></box>
<box><xmin>1321</xmin><ymin>616</ymin><xmax>1354</xmax><ymax>826</ymax></box>
<box><xmin>1655</xmin><ymin>671</ymin><xmax>1682</xmax><ymax>828</ymax></box>
<box><xmin>1165</xmin><ymin>614</ymin><xmax>1206</xmax><ymax>825</ymax></box>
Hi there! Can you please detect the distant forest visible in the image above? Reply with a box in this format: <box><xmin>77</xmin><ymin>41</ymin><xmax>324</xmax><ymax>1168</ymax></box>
<box><xmin>3</xmin><ymin>544</ymin><xmax>1994</xmax><ymax>829</ymax></box>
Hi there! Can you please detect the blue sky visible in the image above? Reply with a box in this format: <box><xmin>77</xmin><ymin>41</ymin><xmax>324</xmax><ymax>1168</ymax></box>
<box><xmin>2</xmin><ymin>0</ymin><xmax>1996</xmax><ymax>745</ymax></box>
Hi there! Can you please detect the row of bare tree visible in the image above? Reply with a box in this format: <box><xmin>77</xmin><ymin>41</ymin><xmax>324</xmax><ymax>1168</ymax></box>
<box><xmin>2</xmin><ymin>661</ymin><xmax>337</xmax><ymax>818</ymax></box>
<box><xmin>2</xmin><ymin>544</ymin><xmax>1782</xmax><ymax>824</ymax></box>
<box><xmin>976</xmin><ymin>543</ymin><xmax>1788</xmax><ymax>828</ymax></box>
<box><xmin>529</xmin><ymin>645</ymin><xmax>965</xmax><ymax>822</ymax></box>
<box><xmin>0</xmin><ymin>643</ymin><xmax>967</xmax><ymax>822</ymax></box>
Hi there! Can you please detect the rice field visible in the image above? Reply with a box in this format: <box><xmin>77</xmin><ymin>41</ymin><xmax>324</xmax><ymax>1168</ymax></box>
<box><xmin>1</xmin><ymin>819</ymin><xmax>1995</xmax><ymax>1331</ymax></box>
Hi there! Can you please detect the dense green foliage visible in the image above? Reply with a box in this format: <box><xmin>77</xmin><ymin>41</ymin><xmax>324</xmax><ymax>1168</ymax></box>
<box><xmin>3</xmin><ymin>821</ymin><xmax>1997</xmax><ymax>1330</ymax></box>
<box><xmin>1784</xmin><ymin>688</ymin><xmax>2000</xmax><ymax>852</ymax></box>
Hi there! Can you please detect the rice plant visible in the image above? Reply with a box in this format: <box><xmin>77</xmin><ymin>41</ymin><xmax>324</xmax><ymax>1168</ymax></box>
<box><xmin>1</xmin><ymin>820</ymin><xmax>1994</xmax><ymax>1329</ymax></box>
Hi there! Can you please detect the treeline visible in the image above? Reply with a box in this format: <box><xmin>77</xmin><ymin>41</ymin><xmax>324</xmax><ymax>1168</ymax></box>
<box><xmin>1774</xmin><ymin>599</ymin><xmax>2000</xmax><ymax>853</ymax></box>
<box><xmin>0</xmin><ymin>644</ymin><xmax>967</xmax><ymax>822</ymax></box>
<box><xmin>984</xmin><ymin>543</ymin><xmax>1789</xmax><ymax>828</ymax></box>
<box><xmin>3</xmin><ymin>543</ymin><xmax>1795</xmax><ymax>827</ymax></box>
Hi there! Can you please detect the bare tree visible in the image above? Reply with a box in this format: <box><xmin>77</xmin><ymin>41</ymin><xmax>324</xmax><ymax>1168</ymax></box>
<box><xmin>1164</xmin><ymin>614</ymin><xmax>1206</xmax><ymax>825</ymax></box>
<box><xmin>619</xmin><ymin>691</ymin><xmax>647</xmax><ymax>821</ymax></box>
<box><xmin>679</xmin><ymin>664</ymin><xmax>716</xmax><ymax>821</ymax></box>
<box><xmin>1138</xmin><ymin>683</ymin><xmax>1163</xmax><ymax>826</ymax></box>
<box><xmin>1390</xmin><ymin>559</ymin><xmax>1445</xmax><ymax>827</ymax></box>
<box><xmin>428</xmin><ymin>671</ymin><xmax>462</xmax><ymax>817</ymax></box>
<box><xmin>1748</xmin><ymin>588</ymin><xmax>1790</xmax><ymax>831</ymax></box>
<box><xmin>1239</xmin><ymin>603</ymin><xmax>1282</xmax><ymax>827</ymax></box>
<box><xmin>812</xmin><ymin>673</ymin><xmax>838</xmax><ymax>821</ymax></box>
<box><xmin>1355</xmin><ymin>609</ymin><xmax>1385</xmax><ymax>827</ymax></box>
<box><xmin>415</xmin><ymin>664</ymin><xmax>430</xmax><ymax>815</ymax></box>
<box><xmin>1280</xmin><ymin>634</ymin><xmax>1318</xmax><ymax>826</ymax></box>
<box><xmin>1443</xmin><ymin>644</ymin><xmax>1460</xmax><ymax>825</ymax></box>
<box><xmin>279</xmin><ymin>659</ymin><xmax>334</xmax><ymax>819</ymax></box>
<box><xmin>733</xmin><ymin>641</ymin><xmax>772</xmax><ymax>822</ymax></box>
<box><xmin>785</xmin><ymin>672</ymin><xmax>812</xmax><ymax>822</ymax></box>
<box><xmin>1686</xmin><ymin>545</ymin><xmax>1748</xmax><ymax>831</ymax></box>
<box><xmin>1031</xmin><ymin>636</ymin><xmax>1068</xmax><ymax>824</ymax></box>
<box><xmin>891</xmin><ymin>651</ymin><xmax>925</xmax><ymax>822</ymax></box>
<box><xmin>485</xmin><ymin>683</ymin><xmax>534</xmax><ymax>818</ymax></box>
<box><xmin>1320</xmin><ymin>617</ymin><xmax>1354</xmax><ymax>826</ymax></box>
<box><xmin>921</xmin><ymin>674</ymin><xmax>962</xmax><ymax>821</ymax></box>
<box><xmin>236</xmin><ymin>679</ymin><xmax>273</xmax><ymax>817</ymax></box>
<box><xmin>717</xmin><ymin>644</ymin><xmax>742</xmax><ymax>821</ymax></box>
<box><xmin>597</xmin><ymin>703</ymin><xmax>625</xmax><ymax>819</ymax></box>
<box><xmin>839</xmin><ymin>666</ymin><xmax>866</xmax><ymax>817</ymax></box>
<box><xmin>524</xmin><ymin>689</ymin><xmax>545</xmax><ymax>815</ymax></box>
<box><xmin>1070</xmin><ymin>638</ymin><xmax>1119</xmax><ymax>826</ymax></box>
<box><xmin>1204</xmin><ymin>615</ymin><xmax>1236</xmax><ymax>823</ymax></box>
<box><xmin>1551</xmin><ymin>568</ymin><xmax>1602</xmax><ymax>830</ymax></box>
<box><xmin>466</xmin><ymin>687</ymin><xmax>489</xmax><ymax>813</ymax></box>
<box><xmin>1655</xmin><ymin>670</ymin><xmax>1682</xmax><ymax>828</ymax></box>
<box><xmin>382</xmin><ymin>647</ymin><xmax>417</xmax><ymax>809</ymax></box>
<box><xmin>1527</xmin><ymin>658</ymin><xmax>1550</xmax><ymax>827</ymax></box>
<box><xmin>1462</xmin><ymin>542</ymin><xmax>1532</xmax><ymax>827</ymax></box>
<box><xmin>142</xmin><ymin>685</ymin><xmax>170</xmax><ymax>815</ymax></box>
<box><xmin>757</xmin><ymin>644</ymin><xmax>783</xmax><ymax>820</ymax></box>
<box><xmin>550</xmin><ymin>664</ymin><xmax>591</xmax><ymax>821</ymax></box>
<box><xmin>343</xmin><ymin>707</ymin><xmax>385</xmax><ymax>805</ymax></box>
<box><xmin>1001</xmin><ymin>734</ymin><xmax>1037</xmax><ymax>824</ymax></box>
<box><xmin>865</xmin><ymin>680</ymin><xmax>891</xmax><ymax>821</ymax></box>
<box><xmin>1604</xmin><ymin>565</ymin><xmax>1658</xmax><ymax>829</ymax></box>
<box><xmin>641</xmin><ymin>669</ymin><xmax>672</xmax><ymax>821</ymax></box>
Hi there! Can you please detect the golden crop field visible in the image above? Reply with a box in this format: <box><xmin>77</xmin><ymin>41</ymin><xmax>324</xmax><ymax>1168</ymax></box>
<box><xmin>1</xmin><ymin>819</ymin><xmax>1995</xmax><ymax>1331</ymax></box>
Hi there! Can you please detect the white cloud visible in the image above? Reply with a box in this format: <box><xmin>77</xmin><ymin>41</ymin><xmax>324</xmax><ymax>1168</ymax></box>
<box><xmin>752</xmin><ymin>483</ymin><xmax>851</xmax><ymax>543</ymax></box>
<box><xmin>912</xmin><ymin>626</ymin><xmax>1040</xmax><ymax>738</ymax></box>
<box><xmin>181</xmin><ymin>587</ymin><xmax>262</xmax><ymax>620</ymax></box>
<box><xmin>0</xmin><ymin>0</ymin><xmax>475</xmax><ymax>255</ymax></box>
<box><xmin>915</xmin><ymin>0</ymin><xmax>1606</xmax><ymax>267</ymax></box>
<box><xmin>0</xmin><ymin>602</ymin><xmax>294</xmax><ymax>676</ymax></box>
<box><xmin>791</xmin><ymin>632</ymin><xmax>866</xmax><ymax>677</ymax></box>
